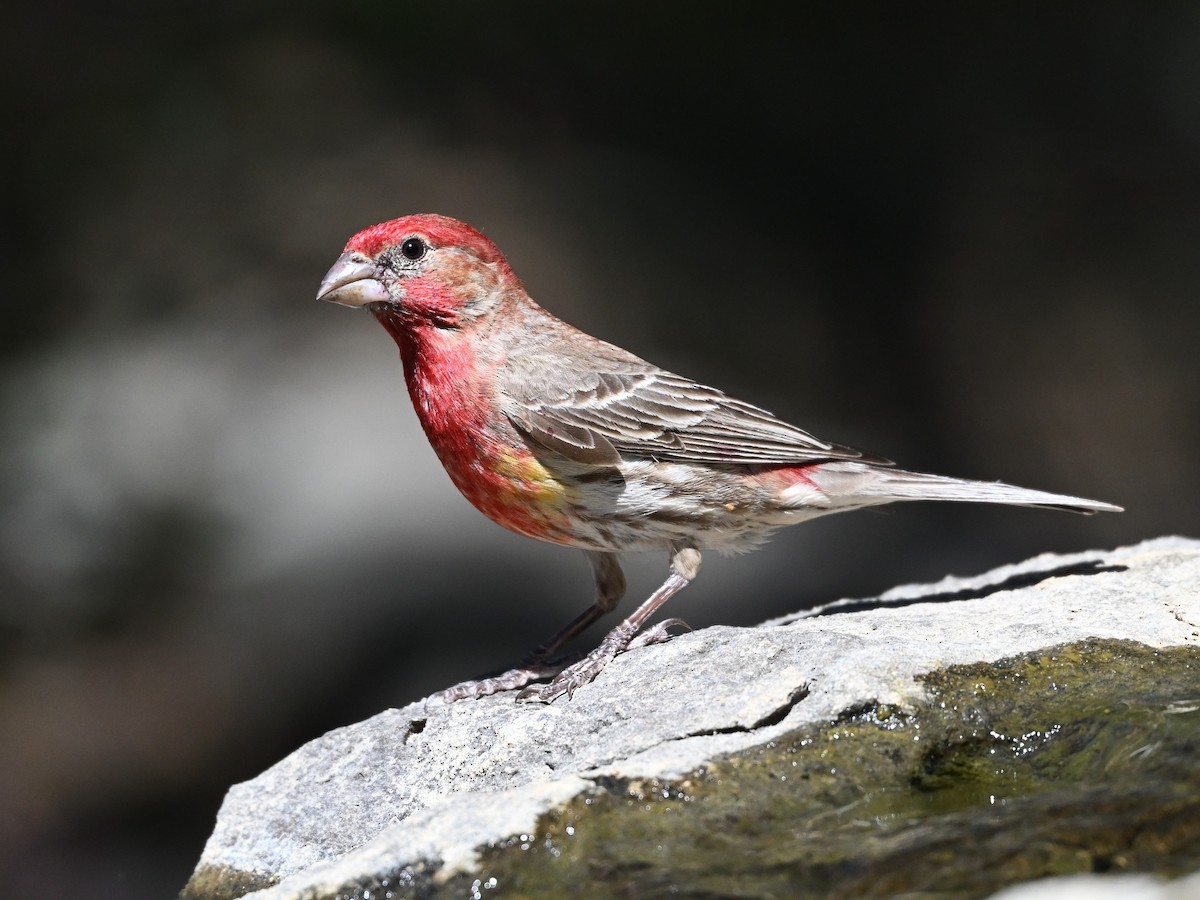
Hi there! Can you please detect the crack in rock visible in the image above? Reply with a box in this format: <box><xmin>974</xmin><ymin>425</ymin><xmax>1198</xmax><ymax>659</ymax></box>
<box><xmin>680</xmin><ymin>683</ymin><xmax>810</xmax><ymax>739</ymax></box>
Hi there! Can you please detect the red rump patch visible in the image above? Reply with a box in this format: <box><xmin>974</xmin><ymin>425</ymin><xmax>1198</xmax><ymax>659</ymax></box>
<box><xmin>780</xmin><ymin>464</ymin><xmax>820</xmax><ymax>487</ymax></box>
<box><xmin>346</xmin><ymin>214</ymin><xmax>509</xmax><ymax>269</ymax></box>
<box><xmin>755</xmin><ymin>464</ymin><xmax>821</xmax><ymax>491</ymax></box>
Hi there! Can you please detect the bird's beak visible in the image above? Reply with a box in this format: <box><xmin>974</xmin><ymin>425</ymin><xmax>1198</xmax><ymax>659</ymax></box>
<box><xmin>316</xmin><ymin>251</ymin><xmax>391</xmax><ymax>308</ymax></box>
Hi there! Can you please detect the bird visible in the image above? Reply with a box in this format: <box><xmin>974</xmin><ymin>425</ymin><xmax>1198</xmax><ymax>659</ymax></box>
<box><xmin>317</xmin><ymin>213</ymin><xmax>1121</xmax><ymax>703</ymax></box>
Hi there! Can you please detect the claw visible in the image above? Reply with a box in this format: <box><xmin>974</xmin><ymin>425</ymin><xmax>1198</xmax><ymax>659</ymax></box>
<box><xmin>628</xmin><ymin>617</ymin><xmax>691</xmax><ymax>649</ymax></box>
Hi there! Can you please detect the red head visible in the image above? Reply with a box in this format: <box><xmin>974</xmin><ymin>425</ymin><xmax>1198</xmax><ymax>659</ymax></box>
<box><xmin>316</xmin><ymin>214</ymin><xmax>518</xmax><ymax>329</ymax></box>
<box><xmin>343</xmin><ymin>214</ymin><xmax>508</xmax><ymax>266</ymax></box>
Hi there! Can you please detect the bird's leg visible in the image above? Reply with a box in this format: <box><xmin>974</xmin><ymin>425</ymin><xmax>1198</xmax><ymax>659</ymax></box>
<box><xmin>428</xmin><ymin>551</ymin><xmax>625</xmax><ymax>704</ymax></box>
<box><xmin>517</xmin><ymin>544</ymin><xmax>701</xmax><ymax>703</ymax></box>
<box><xmin>522</xmin><ymin>550</ymin><xmax>626</xmax><ymax>663</ymax></box>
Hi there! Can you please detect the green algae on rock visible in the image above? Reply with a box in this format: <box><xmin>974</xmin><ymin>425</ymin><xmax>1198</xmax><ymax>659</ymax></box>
<box><xmin>179</xmin><ymin>863</ymin><xmax>278</xmax><ymax>900</ymax></box>
<box><xmin>437</xmin><ymin>639</ymin><xmax>1200</xmax><ymax>900</ymax></box>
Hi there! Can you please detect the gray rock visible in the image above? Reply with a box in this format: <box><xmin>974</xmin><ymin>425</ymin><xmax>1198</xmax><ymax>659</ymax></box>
<box><xmin>183</xmin><ymin>536</ymin><xmax>1200</xmax><ymax>899</ymax></box>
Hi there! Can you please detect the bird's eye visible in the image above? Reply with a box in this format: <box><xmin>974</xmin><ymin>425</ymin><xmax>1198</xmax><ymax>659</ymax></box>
<box><xmin>400</xmin><ymin>237</ymin><xmax>427</xmax><ymax>261</ymax></box>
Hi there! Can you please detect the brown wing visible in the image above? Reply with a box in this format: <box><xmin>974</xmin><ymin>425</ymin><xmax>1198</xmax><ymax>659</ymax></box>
<box><xmin>500</xmin><ymin>340</ymin><xmax>885</xmax><ymax>467</ymax></box>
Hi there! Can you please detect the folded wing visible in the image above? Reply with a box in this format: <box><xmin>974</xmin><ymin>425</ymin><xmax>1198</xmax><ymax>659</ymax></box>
<box><xmin>501</xmin><ymin>341</ymin><xmax>884</xmax><ymax>467</ymax></box>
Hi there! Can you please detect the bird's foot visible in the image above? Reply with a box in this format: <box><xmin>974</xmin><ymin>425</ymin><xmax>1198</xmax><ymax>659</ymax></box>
<box><xmin>627</xmin><ymin>617</ymin><xmax>691</xmax><ymax>649</ymax></box>
<box><xmin>516</xmin><ymin>620</ymin><xmax>647</xmax><ymax>704</ymax></box>
<box><xmin>427</xmin><ymin>653</ymin><xmax>579</xmax><ymax>705</ymax></box>
<box><xmin>516</xmin><ymin>645</ymin><xmax>620</xmax><ymax>704</ymax></box>
<box><xmin>429</xmin><ymin>617</ymin><xmax>689</xmax><ymax>706</ymax></box>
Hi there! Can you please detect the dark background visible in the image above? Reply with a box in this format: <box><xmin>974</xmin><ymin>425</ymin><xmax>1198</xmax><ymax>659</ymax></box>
<box><xmin>3</xmin><ymin>3</ymin><xmax>1197</xmax><ymax>896</ymax></box>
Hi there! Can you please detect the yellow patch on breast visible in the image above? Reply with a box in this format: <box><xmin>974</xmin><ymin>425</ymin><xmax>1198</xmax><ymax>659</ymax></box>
<box><xmin>492</xmin><ymin>449</ymin><xmax>569</xmax><ymax>507</ymax></box>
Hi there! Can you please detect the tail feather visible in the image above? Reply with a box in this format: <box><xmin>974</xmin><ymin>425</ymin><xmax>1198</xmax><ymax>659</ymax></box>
<box><xmin>804</xmin><ymin>462</ymin><xmax>1122</xmax><ymax>515</ymax></box>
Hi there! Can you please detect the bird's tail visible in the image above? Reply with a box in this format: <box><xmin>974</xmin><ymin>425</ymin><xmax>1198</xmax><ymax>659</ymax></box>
<box><xmin>799</xmin><ymin>461</ymin><xmax>1122</xmax><ymax>515</ymax></box>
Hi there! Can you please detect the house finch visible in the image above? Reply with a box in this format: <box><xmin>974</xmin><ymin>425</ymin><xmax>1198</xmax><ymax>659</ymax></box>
<box><xmin>317</xmin><ymin>214</ymin><xmax>1121</xmax><ymax>703</ymax></box>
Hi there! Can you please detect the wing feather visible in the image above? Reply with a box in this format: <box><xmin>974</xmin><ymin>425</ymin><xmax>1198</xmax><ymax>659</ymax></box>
<box><xmin>501</xmin><ymin>341</ymin><xmax>885</xmax><ymax>467</ymax></box>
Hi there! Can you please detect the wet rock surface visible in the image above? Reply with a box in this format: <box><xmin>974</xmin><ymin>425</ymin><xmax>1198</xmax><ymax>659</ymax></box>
<box><xmin>182</xmin><ymin>537</ymin><xmax>1200</xmax><ymax>899</ymax></box>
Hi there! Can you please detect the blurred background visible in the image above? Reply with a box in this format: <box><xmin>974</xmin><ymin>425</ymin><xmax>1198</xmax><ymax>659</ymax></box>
<box><xmin>3</xmin><ymin>2</ymin><xmax>1198</xmax><ymax>896</ymax></box>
